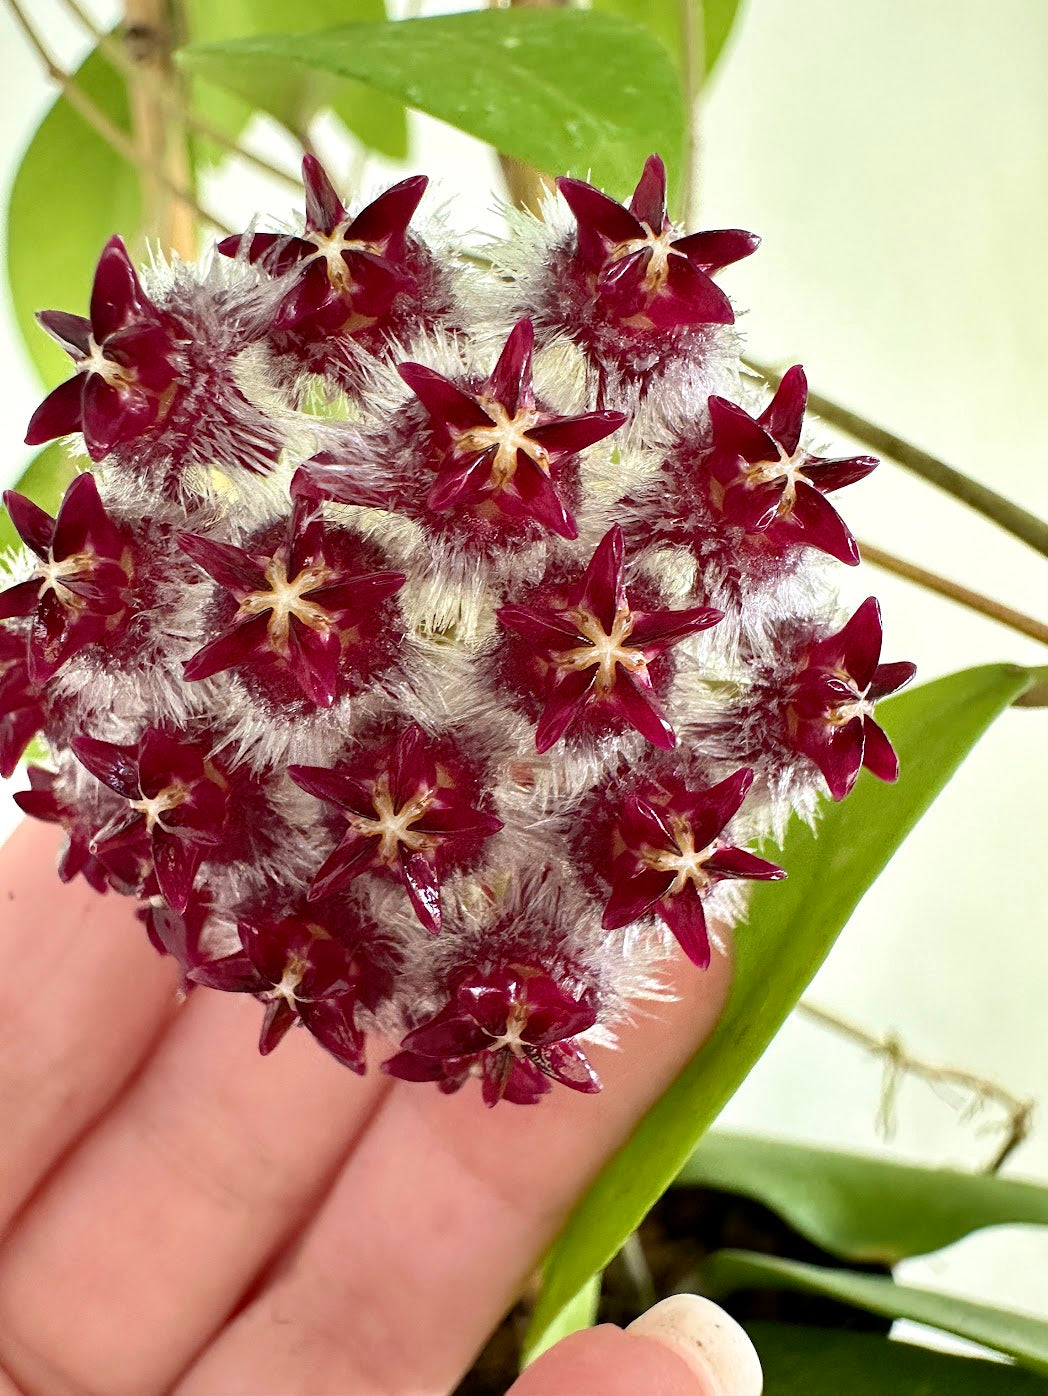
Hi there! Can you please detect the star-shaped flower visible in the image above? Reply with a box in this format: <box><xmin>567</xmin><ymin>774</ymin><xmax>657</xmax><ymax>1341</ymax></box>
<box><xmin>602</xmin><ymin>768</ymin><xmax>785</xmax><ymax>967</ymax></box>
<box><xmin>189</xmin><ymin>914</ymin><xmax>372</xmax><ymax>1070</ymax></box>
<box><xmin>788</xmin><ymin>598</ymin><xmax>916</xmax><ymax>800</ymax></box>
<box><xmin>0</xmin><ymin>628</ymin><xmax>47</xmax><ymax>777</ymax></box>
<box><xmin>706</xmin><ymin>366</ymin><xmax>878</xmax><ymax>565</ymax></box>
<box><xmin>498</xmin><ymin>524</ymin><xmax>722</xmax><ymax>752</ymax></box>
<box><xmin>71</xmin><ymin>726</ymin><xmax>230</xmax><ymax>911</ymax></box>
<box><xmin>557</xmin><ymin>154</ymin><xmax>759</xmax><ymax>333</ymax></box>
<box><xmin>398</xmin><ymin>319</ymin><xmax>625</xmax><ymax>539</ymax></box>
<box><xmin>25</xmin><ymin>237</ymin><xmax>181</xmax><ymax>462</ymax></box>
<box><xmin>383</xmin><ymin>966</ymin><xmax>600</xmax><ymax>1107</ymax></box>
<box><xmin>180</xmin><ymin>501</ymin><xmax>405</xmax><ymax>708</ymax></box>
<box><xmin>0</xmin><ymin>473</ymin><xmax>131</xmax><ymax>683</ymax></box>
<box><xmin>218</xmin><ymin>154</ymin><xmax>428</xmax><ymax>336</ymax></box>
<box><xmin>289</xmin><ymin>725</ymin><xmax>503</xmax><ymax>932</ymax></box>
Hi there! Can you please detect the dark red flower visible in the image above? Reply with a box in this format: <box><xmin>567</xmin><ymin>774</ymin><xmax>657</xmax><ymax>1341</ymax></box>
<box><xmin>787</xmin><ymin>598</ymin><xmax>916</xmax><ymax>800</ymax></box>
<box><xmin>397</xmin><ymin>319</ymin><xmax>625</xmax><ymax>540</ymax></box>
<box><xmin>706</xmin><ymin>367</ymin><xmax>878</xmax><ymax>565</ymax></box>
<box><xmin>289</xmin><ymin>725</ymin><xmax>502</xmax><ymax>932</ymax></box>
<box><xmin>557</xmin><ymin>155</ymin><xmax>758</xmax><ymax>333</ymax></box>
<box><xmin>497</xmin><ymin>524</ymin><xmax>722</xmax><ymax>752</ymax></box>
<box><xmin>602</xmin><ymin>768</ymin><xmax>785</xmax><ymax>967</ymax></box>
<box><xmin>71</xmin><ymin>727</ymin><xmax>230</xmax><ymax>912</ymax></box>
<box><xmin>179</xmin><ymin>501</ymin><xmax>404</xmax><ymax>708</ymax></box>
<box><xmin>0</xmin><ymin>473</ymin><xmax>131</xmax><ymax>683</ymax></box>
<box><xmin>189</xmin><ymin>914</ymin><xmax>370</xmax><ymax>1071</ymax></box>
<box><xmin>13</xmin><ymin>766</ymin><xmax>110</xmax><ymax>891</ymax></box>
<box><xmin>218</xmin><ymin>154</ymin><xmax>428</xmax><ymax>337</ymax></box>
<box><xmin>383</xmin><ymin>965</ymin><xmax>600</xmax><ymax>1107</ymax></box>
<box><xmin>0</xmin><ymin>627</ymin><xmax>46</xmax><ymax>777</ymax></box>
<box><xmin>25</xmin><ymin>237</ymin><xmax>181</xmax><ymax>461</ymax></box>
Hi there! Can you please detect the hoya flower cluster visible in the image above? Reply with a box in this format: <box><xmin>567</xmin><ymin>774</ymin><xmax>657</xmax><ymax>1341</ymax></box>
<box><xmin>2</xmin><ymin>154</ymin><xmax>914</xmax><ymax>1106</ymax></box>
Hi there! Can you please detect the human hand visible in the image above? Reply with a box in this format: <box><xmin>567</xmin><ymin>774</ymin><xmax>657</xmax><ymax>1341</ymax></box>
<box><xmin>0</xmin><ymin>820</ymin><xmax>759</xmax><ymax>1395</ymax></box>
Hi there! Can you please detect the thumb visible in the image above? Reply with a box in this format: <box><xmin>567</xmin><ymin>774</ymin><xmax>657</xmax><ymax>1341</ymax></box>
<box><xmin>506</xmin><ymin>1295</ymin><xmax>763</xmax><ymax>1396</ymax></box>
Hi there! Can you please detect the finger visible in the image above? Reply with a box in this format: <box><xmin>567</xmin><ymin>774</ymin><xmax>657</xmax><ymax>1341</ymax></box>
<box><xmin>0</xmin><ymin>819</ymin><xmax>181</xmax><ymax>1232</ymax></box>
<box><xmin>0</xmin><ymin>987</ymin><xmax>391</xmax><ymax>1396</ymax></box>
<box><xmin>506</xmin><ymin>1297</ymin><xmax>763</xmax><ymax>1396</ymax></box>
<box><xmin>176</xmin><ymin>941</ymin><xmax>733</xmax><ymax>1396</ymax></box>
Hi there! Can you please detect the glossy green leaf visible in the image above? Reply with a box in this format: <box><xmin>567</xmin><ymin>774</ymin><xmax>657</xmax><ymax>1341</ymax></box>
<box><xmin>525</xmin><ymin>1273</ymin><xmax>602</xmax><ymax>1364</ymax></box>
<box><xmin>0</xmin><ymin>447</ymin><xmax>76</xmax><ymax>555</ymax></box>
<box><xmin>746</xmin><ymin>1321</ymin><xmax>1048</xmax><ymax>1395</ymax></box>
<box><xmin>590</xmin><ymin>0</ymin><xmax>745</xmax><ymax>88</ymax></box>
<box><xmin>181</xmin><ymin>10</ymin><xmax>685</xmax><ymax>199</ymax></box>
<box><xmin>7</xmin><ymin>48</ymin><xmax>141</xmax><ymax>389</ymax></box>
<box><xmin>184</xmin><ymin>0</ymin><xmax>406</xmax><ymax>164</ymax></box>
<box><xmin>523</xmin><ymin>663</ymin><xmax>1033</xmax><ymax>1361</ymax></box>
<box><xmin>704</xmin><ymin>1251</ymin><xmax>1048</xmax><ymax>1374</ymax></box>
<box><xmin>678</xmin><ymin>1132</ymin><xmax>1048</xmax><ymax>1265</ymax></box>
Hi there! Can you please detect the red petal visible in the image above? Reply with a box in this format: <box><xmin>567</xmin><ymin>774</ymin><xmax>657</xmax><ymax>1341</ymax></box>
<box><xmin>486</xmin><ymin>319</ymin><xmax>534</xmax><ymax>416</ymax></box>
<box><xmin>403</xmin><ymin>1003</ymin><xmax>492</xmax><ymax>1057</ymax></box>
<box><xmin>90</xmin><ymin>236</ymin><xmax>148</xmax><ymax>339</ymax></box>
<box><xmin>2</xmin><ymin>490</ymin><xmax>54</xmax><ymax>558</ymax></box>
<box><xmin>653</xmin><ymin>257</ymin><xmax>735</xmax><ymax>328</ymax></box>
<box><xmin>766</xmin><ymin>482</ymin><xmax>860</xmax><ymax>565</ymax></box>
<box><xmin>530</xmin><ymin>1041</ymin><xmax>601</xmax><ymax>1094</ymax></box>
<box><xmin>535</xmin><ymin>666</ymin><xmax>597</xmax><ymax>752</ymax></box>
<box><xmin>81</xmin><ymin>376</ymin><xmax>156</xmax><ymax>460</ymax></box>
<box><xmin>628</xmin><ymin>603</ymin><xmax>723</xmax><ymax>651</ymax></box>
<box><xmin>707</xmin><ymin>395</ymin><xmax>779</xmax><ymax>463</ymax></box>
<box><xmin>399</xmin><ymin>847</ymin><xmax>442</xmax><ymax>933</ymax></box>
<box><xmin>217</xmin><ymin>232</ymin><xmax>314</xmax><ymax>275</ymax></box>
<box><xmin>36</xmin><ymin>310</ymin><xmax>92</xmax><ymax>357</ymax></box>
<box><xmin>288</xmin><ymin>764</ymin><xmax>363</xmax><ymax>811</ymax></box>
<box><xmin>671</xmin><ymin>228</ymin><xmax>761</xmax><ymax>272</ymax></box>
<box><xmin>703</xmin><ymin>844</ymin><xmax>786</xmax><ymax>882</ymax></box>
<box><xmin>302</xmin><ymin>153</ymin><xmax>347</xmax><ymax>233</ymax></box>
<box><xmin>398</xmin><ymin>362</ymin><xmax>488</xmax><ymax>436</ymax></box>
<box><xmin>861</xmin><ymin>718</ymin><xmax>899</xmax><ymax>782</ymax></box>
<box><xmin>308</xmin><ymin>832</ymin><xmax>377</xmax><ymax>901</ymax></box>
<box><xmin>286</xmin><ymin>621</ymin><xmax>341</xmax><ymax>707</ymax></box>
<box><xmin>628</xmin><ymin>154</ymin><xmax>668</xmax><ymax>230</ymax></box>
<box><xmin>426</xmin><ymin>450</ymin><xmax>499</xmax><ymax>512</ymax></box>
<box><xmin>258</xmin><ymin>998</ymin><xmax>297</xmax><ymax>1055</ymax></box>
<box><xmin>0</xmin><ymin>578</ymin><xmax>42</xmax><ymax>621</ymax></box>
<box><xmin>680</xmin><ymin>768</ymin><xmax>754</xmax><ymax>848</ymax></box>
<box><xmin>182</xmin><ymin>614</ymin><xmax>273</xmax><ymax>682</ymax></box>
<box><xmin>803</xmin><ymin>718</ymin><xmax>865</xmax><ymax>801</ymax></box>
<box><xmin>576</xmin><ymin>525</ymin><xmax>626</xmax><ymax>632</ymax></box>
<box><xmin>152</xmin><ymin>830</ymin><xmax>203</xmax><ymax>912</ymax></box>
<box><xmin>53</xmin><ymin>471</ymin><xmax>122</xmax><ymax>560</ymax></box>
<box><xmin>869</xmin><ymin>660</ymin><xmax>916</xmax><ymax>700</ymax></box>
<box><xmin>658</xmin><ymin>884</ymin><xmax>712</xmax><ymax>967</ymax></box>
<box><xmin>521</xmin><ymin>977</ymin><xmax>597</xmax><ymax>1045</ymax></box>
<box><xmin>801</xmin><ymin>453</ymin><xmax>878</xmax><ymax>493</ymax></box>
<box><xmin>24</xmin><ymin>376</ymin><xmax>86</xmax><ymax>447</ymax></box>
<box><xmin>613</xmin><ymin>671</ymin><xmax>676</xmax><ymax>749</ymax></box>
<box><xmin>557</xmin><ymin>176</ymin><xmax>642</xmax><ymax>264</ymax></box>
<box><xmin>497</xmin><ymin>603</ymin><xmax>580</xmax><ymax>650</ymax></box>
<box><xmin>837</xmin><ymin>597</ymin><xmax>884</xmax><ymax>688</ymax></box>
<box><xmin>527</xmin><ymin>409</ymin><xmax>626</xmax><ymax>458</ymax></box>
<box><xmin>758</xmin><ymin>365</ymin><xmax>807</xmax><ymax>454</ymax></box>
<box><xmin>299</xmin><ymin>995</ymin><xmax>366</xmax><ymax>1073</ymax></box>
<box><xmin>71</xmin><ymin>734</ymin><xmax>141</xmax><ymax>798</ymax></box>
<box><xmin>178</xmin><ymin>532</ymin><xmax>267</xmax><ymax>593</ymax></box>
<box><xmin>602</xmin><ymin>865</ymin><xmax>674</xmax><ymax>929</ymax></box>
<box><xmin>508</xmin><ymin>465</ymin><xmax>578</xmax><ymax>540</ymax></box>
<box><xmin>348</xmin><ymin>174</ymin><xmax>428</xmax><ymax>251</ymax></box>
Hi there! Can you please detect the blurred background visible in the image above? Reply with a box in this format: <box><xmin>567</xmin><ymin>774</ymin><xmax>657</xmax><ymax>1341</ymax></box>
<box><xmin>1</xmin><ymin>0</ymin><xmax>1046</xmax><ymax>1354</ymax></box>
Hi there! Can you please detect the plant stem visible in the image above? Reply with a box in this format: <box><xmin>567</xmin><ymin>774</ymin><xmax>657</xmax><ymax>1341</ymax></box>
<box><xmin>677</xmin><ymin>0</ymin><xmax>704</xmax><ymax>226</ymax></box>
<box><xmin>5</xmin><ymin>0</ymin><xmax>231</xmax><ymax>238</ymax></box>
<box><xmin>746</xmin><ymin>356</ymin><xmax>1048</xmax><ymax>560</ymax></box>
<box><xmin>857</xmin><ymin>539</ymin><xmax>1048</xmax><ymax>647</ymax></box>
<box><xmin>798</xmin><ymin>1000</ymin><xmax>1034</xmax><ymax>1173</ymax></box>
<box><xmin>60</xmin><ymin>0</ymin><xmax>303</xmax><ymax>194</ymax></box>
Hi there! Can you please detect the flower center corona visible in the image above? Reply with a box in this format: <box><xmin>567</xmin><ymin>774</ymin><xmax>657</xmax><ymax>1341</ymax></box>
<box><xmin>554</xmin><ymin>607</ymin><xmax>645</xmax><ymax>693</ymax></box>
<box><xmin>238</xmin><ymin>556</ymin><xmax>335</xmax><ymax>652</ymax></box>
<box><xmin>453</xmin><ymin>399</ymin><xmax>546</xmax><ymax>487</ymax></box>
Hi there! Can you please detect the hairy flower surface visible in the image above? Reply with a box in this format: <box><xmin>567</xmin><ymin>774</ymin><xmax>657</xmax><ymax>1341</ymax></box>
<box><xmin>5</xmin><ymin>154</ymin><xmax>913</xmax><ymax>1104</ymax></box>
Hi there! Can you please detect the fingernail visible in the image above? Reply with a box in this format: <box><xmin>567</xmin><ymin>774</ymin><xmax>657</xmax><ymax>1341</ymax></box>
<box><xmin>627</xmin><ymin>1294</ymin><xmax>763</xmax><ymax>1395</ymax></box>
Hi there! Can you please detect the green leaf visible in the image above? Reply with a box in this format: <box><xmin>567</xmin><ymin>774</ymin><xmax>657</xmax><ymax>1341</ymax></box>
<box><xmin>184</xmin><ymin>0</ymin><xmax>407</xmax><ymax>163</ymax></box>
<box><xmin>0</xmin><ymin>447</ymin><xmax>76</xmax><ymax>556</ymax></box>
<box><xmin>746</xmin><ymin>1322</ymin><xmax>1048</xmax><ymax>1395</ymax></box>
<box><xmin>703</xmin><ymin>1251</ymin><xmax>1048</xmax><ymax>1374</ymax></box>
<box><xmin>678</xmin><ymin>1132</ymin><xmax>1048</xmax><ymax>1265</ymax></box>
<box><xmin>181</xmin><ymin>10</ymin><xmax>685</xmax><ymax>199</ymax></box>
<box><xmin>525</xmin><ymin>1274</ymin><xmax>602</xmax><ymax>1364</ymax></box>
<box><xmin>7</xmin><ymin>48</ymin><xmax>142</xmax><ymax>389</ymax></box>
<box><xmin>589</xmin><ymin>0</ymin><xmax>745</xmax><ymax>88</ymax></box>
<box><xmin>522</xmin><ymin>663</ymin><xmax>1033</xmax><ymax>1361</ymax></box>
